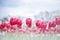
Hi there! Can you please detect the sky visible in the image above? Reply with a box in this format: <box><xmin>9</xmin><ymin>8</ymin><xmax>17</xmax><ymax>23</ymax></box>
<box><xmin>0</xmin><ymin>0</ymin><xmax>60</xmax><ymax>19</ymax></box>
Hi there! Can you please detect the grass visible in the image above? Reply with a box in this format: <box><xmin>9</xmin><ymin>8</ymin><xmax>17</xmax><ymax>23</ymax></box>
<box><xmin>0</xmin><ymin>32</ymin><xmax>60</xmax><ymax>40</ymax></box>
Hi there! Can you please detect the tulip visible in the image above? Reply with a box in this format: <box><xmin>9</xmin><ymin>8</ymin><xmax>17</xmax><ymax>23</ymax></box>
<box><xmin>17</xmin><ymin>19</ymin><xmax>22</xmax><ymax>27</ymax></box>
<box><xmin>3</xmin><ymin>27</ymin><xmax>7</xmax><ymax>32</ymax></box>
<box><xmin>41</xmin><ymin>22</ymin><xmax>47</xmax><ymax>29</ymax></box>
<box><xmin>0</xmin><ymin>22</ymin><xmax>5</xmax><ymax>29</ymax></box>
<box><xmin>57</xmin><ymin>28</ymin><xmax>60</xmax><ymax>33</ymax></box>
<box><xmin>10</xmin><ymin>18</ymin><xmax>17</xmax><ymax>25</ymax></box>
<box><xmin>56</xmin><ymin>17</ymin><xmax>60</xmax><ymax>28</ymax></box>
<box><xmin>18</xmin><ymin>28</ymin><xmax>26</xmax><ymax>33</ymax></box>
<box><xmin>36</xmin><ymin>20</ymin><xmax>41</xmax><ymax>28</ymax></box>
<box><xmin>56</xmin><ymin>17</ymin><xmax>60</xmax><ymax>25</ymax></box>
<box><xmin>26</xmin><ymin>18</ymin><xmax>32</xmax><ymax>28</ymax></box>
<box><xmin>48</xmin><ymin>21</ymin><xmax>56</xmax><ymax>33</ymax></box>
<box><xmin>5</xmin><ymin>23</ymin><xmax>11</xmax><ymax>29</ymax></box>
<box><xmin>10</xmin><ymin>25</ymin><xmax>16</xmax><ymax>32</ymax></box>
<box><xmin>48</xmin><ymin>21</ymin><xmax>56</xmax><ymax>29</ymax></box>
<box><xmin>40</xmin><ymin>22</ymin><xmax>47</xmax><ymax>33</ymax></box>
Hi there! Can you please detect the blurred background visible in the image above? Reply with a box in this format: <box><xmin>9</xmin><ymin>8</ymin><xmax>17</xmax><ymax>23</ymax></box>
<box><xmin>0</xmin><ymin>0</ymin><xmax>60</xmax><ymax>40</ymax></box>
<box><xmin>0</xmin><ymin>0</ymin><xmax>60</xmax><ymax>24</ymax></box>
<box><xmin>0</xmin><ymin>0</ymin><xmax>60</xmax><ymax>18</ymax></box>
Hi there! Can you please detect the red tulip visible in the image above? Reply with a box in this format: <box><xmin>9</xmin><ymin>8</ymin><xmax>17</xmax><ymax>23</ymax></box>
<box><xmin>0</xmin><ymin>24</ymin><xmax>2</xmax><ymax>31</ymax></box>
<box><xmin>0</xmin><ymin>23</ymin><xmax>11</xmax><ymax>32</ymax></box>
<box><xmin>48</xmin><ymin>21</ymin><xmax>56</xmax><ymax>29</ymax></box>
<box><xmin>56</xmin><ymin>17</ymin><xmax>60</xmax><ymax>25</ymax></box>
<box><xmin>5</xmin><ymin>23</ymin><xmax>11</xmax><ymax>29</ymax></box>
<box><xmin>17</xmin><ymin>19</ymin><xmax>22</xmax><ymax>26</ymax></box>
<box><xmin>0</xmin><ymin>22</ymin><xmax>5</xmax><ymax>29</ymax></box>
<box><xmin>41</xmin><ymin>22</ymin><xmax>47</xmax><ymax>29</ymax></box>
<box><xmin>37</xmin><ymin>22</ymin><xmax>47</xmax><ymax>33</ymax></box>
<box><xmin>1</xmin><ymin>22</ymin><xmax>10</xmax><ymax>28</ymax></box>
<box><xmin>10</xmin><ymin>18</ymin><xmax>17</xmax><ymax>25</ymax></box>
<box><xmin>26</xmin><ymin>18</ymin><xmax>32</xmax><ymax>28</ymax></box>
<box><xmin>0</xmin><ymin>24</ymin><xmax>1</xmax><ymax>28</ymax></box>
<box><xmin>36</xmin><ymin>20</ymin><xmax>41</xmax><ymax>28</ymax></box>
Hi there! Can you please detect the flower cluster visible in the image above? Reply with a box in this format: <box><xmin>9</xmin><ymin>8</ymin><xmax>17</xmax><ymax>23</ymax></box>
<box><xmin>0</xmin><ymin>17</ymin><xmax>60</xmax><ymax>34</ymax></box>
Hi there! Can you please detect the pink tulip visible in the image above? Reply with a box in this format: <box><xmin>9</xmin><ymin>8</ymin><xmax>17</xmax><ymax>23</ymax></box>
<box><xmin>3</xmin><ymin>27</ymin><xmax>7</xmax><ymax>32</ymax></box>
<box><xmin>10</xmin><ymin>25</ymin><xmax>16</xmax><ymax>32</ymax></box>
<box><xmin>57</xmin><ymin>28</ymin><xmax>60</xmax><ymax>33</ymax></box>
<box><xmin>18</xmin><ymin>27</ymin><xmax>26</xmax><ymax>33</ymax></box>
<box><xmin>32</xmin><ymin>28</ymin><xmax>37</xmax><ymax>33</ymax></box>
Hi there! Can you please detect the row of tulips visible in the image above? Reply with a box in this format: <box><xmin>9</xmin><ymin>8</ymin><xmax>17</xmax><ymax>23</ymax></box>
<box><xmin>0</xmin><ymin>17</ymin><xmax>60</xmax><ymax>34</ymax></box>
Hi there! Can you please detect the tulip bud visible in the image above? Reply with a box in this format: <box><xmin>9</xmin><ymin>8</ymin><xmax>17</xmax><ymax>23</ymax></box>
<box><xmin>26</xmin><ymin>18</ymin><xmax>32</xmax><ymax>28</ymax></box>
<box><xmin>36</xmin><ymin>20</ymin><xmax>41</xmax><ymax>28</ymax></box>
<box><xmin>56</xmin><ymin>17</ymin><xmax>60</xmax><ymax>25</ymax></box>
